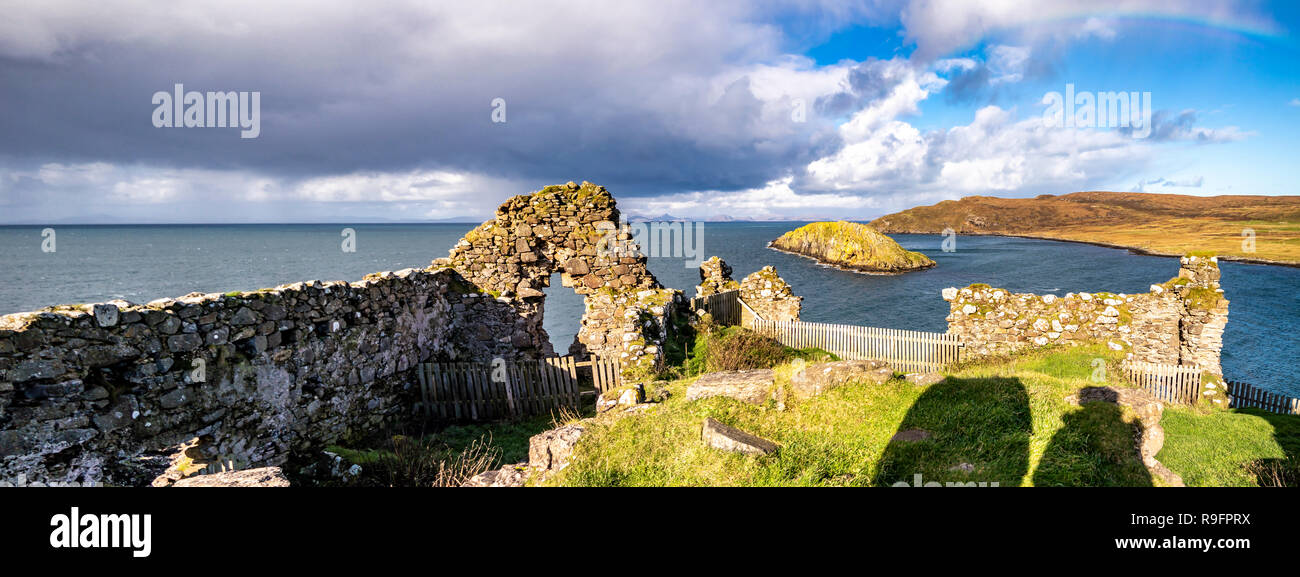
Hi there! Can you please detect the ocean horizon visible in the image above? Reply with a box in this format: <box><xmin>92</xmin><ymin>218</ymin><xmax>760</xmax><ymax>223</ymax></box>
<box><xmin>2</xmin><ymin>222</ymin><xmax>1296</xmax><ymax>398</ymax></box>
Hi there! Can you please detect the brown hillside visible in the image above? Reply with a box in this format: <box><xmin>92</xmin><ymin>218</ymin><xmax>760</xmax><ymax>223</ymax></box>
<box><xmin>869</xmin><ymin>191</ymin><xmax>1300</xmax><ymax>266</ymax></box>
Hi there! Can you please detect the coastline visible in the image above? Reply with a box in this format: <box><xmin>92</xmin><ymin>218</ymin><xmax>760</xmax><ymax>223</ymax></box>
<box><xmin>884</xmin><ymin>230</ymin><xmax>1300</xmax><ymax>269</ymax></box>
<box><xmin>765</xmin><ymin>242</ymin><xmax>932</xmax><ymax>276</ymax></box>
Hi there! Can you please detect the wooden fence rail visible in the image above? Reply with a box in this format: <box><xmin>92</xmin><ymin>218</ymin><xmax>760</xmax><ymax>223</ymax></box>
<box><xmin>689</xmin><ymin>290</ymin><xmax>741</xmax><ymax>326</ymax></box>
<box><xmin>751</xmin><ymin>319</ymin><xmax>963</xmax><ymax>373</ymax></box>
<box><xmin>1227</xmin><ymin>381</ymin><xmax>1300</xmax><ymax>415</ymax></box>
<box><xmin>576</xmin><ymin>356</ymin><xmax>623</xmax><ymax>394</ymax></box>
<box><xmin>1120</xmin><ymin>361</ymin><xmax>1202</xmax><ymax>405</ymax></box>
<box><xmin>417</xmin><ymin>356</ymin><xmax>580</xmax><ymax>421</ymax></box>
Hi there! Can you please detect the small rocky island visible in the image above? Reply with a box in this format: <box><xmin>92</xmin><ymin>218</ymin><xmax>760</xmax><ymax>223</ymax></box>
<box><xmin>770</xmin><ymin>221</ymin><xmax>936</xmax><ymax>273</ymax></box>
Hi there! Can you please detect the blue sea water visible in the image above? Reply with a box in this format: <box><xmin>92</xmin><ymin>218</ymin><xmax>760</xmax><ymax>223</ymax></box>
<box><xmin>1</xmin><ymin>223</ymin><xmax>1296</xmax><ymax>396</ymax></box>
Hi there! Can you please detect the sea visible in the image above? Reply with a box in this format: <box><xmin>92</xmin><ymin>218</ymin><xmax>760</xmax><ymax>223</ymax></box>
<box><xmin>2</xmin><ymin>223</ymin><xmax>1297</xmax><ymax>397</ymax></box>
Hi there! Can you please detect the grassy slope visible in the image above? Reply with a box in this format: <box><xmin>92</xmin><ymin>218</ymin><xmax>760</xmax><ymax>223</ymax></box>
<box><xmin>771</xmin><ymin>221</ymin><xmax>935</xmax><ymax>272</ymax></box>
<box><xmin>547</xmin><ymin>344</ymin><xmax>1166</xmax><ymax>487</ymax></box>
<box><xmin>868</xmin><ymin>191</ymin><xmax>1300</xmax><ymax>265</ymax></box>
<box><xmin>543</xmin><ymin>340</ymin><xmax>1300</xmax><ymax>487</ymax></box>
<box><xmin>1158</xmin><ymin>407</ymin><xmax>1300</xmax><ymax>487</ymax></box>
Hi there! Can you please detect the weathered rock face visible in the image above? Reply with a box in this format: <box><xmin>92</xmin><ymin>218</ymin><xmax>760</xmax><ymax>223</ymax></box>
<box><xmin>789</xmin><ymin>360</ymin><xmax>893</xmax><ymax>399</ymax></box>
<box><xmin>769</xmin><ymin>221</ymin><xmax>935</xmax><ymax>273</ymax></box>
<box><xmin>944</xmin><ymin>255</ymin><xmax>1226</xmax><ymax>390</ymax></box>
<box><xmin>738</xmin><ymin>266</ymin><xmax>801</xmax><ymax>325</ymax></box>
<box><xmin>440</xmin><ymin>181</ymin><xmax>680</xmax><ymax>378</ymax></box>
<box><xmin>701</xmin><ymin>418</ymin><xmax>778</xmax><ymax>455</ymax></box>
<box><xmin>169</xmin><ymin>467</ymin><xmax>291</xmax><ymax>487</ymax></box>
<box><xmin>686</xmin><ymin>369</ymin><xmax>775</xmax><ymax>404</ymax></box>
<box><xmin>696</xmin><ymin>256</ymin><xmax>738</xmax><ymax>298</ymax></box>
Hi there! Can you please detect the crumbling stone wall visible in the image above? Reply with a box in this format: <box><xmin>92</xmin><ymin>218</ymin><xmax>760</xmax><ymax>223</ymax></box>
<box><xmin>696</xmin><ymin>256</ymin><xmax>738</xmax><ymax>297</ymax></box>
<box><xmin>739</xmin><ymin>266</ymin><xmax>802</xmax><ymax>326</ymax></box>
<box><xmin>0</xmin><ymin>182</ymin><xmax>690</xmax><ymax>486</ymax></box>
<box><xmin>943</xmin><ymin>286</ymin><xmax>1146</xmax><ymax>356</ymax></box>
<box><xmin>944</xmin><ymin>254</ymin><xmax>1228</xmax><ymax>392</ymax></box>
<box><xmin>0</xmin><ymin>268</ymin><xmax>482</xmax><ymax>485</ymax></box>
<box><xmin>437</xmin><ymin>181</ymin><xmax>679</xmax><ymax>376</ymax></box>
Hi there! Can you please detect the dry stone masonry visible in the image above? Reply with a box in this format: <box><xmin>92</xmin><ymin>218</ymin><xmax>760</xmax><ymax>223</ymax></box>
<box><xmin>0</xmin><ymin>181</ymin><xmax>685</xmax><ymax>485</ymax></box>
<box><xmin>944</xmin><ymin>254</ymin><xmax>1228</xmax><ymax>402</ymax></box>
<box><xmin>696</xmin><ymin>256</ymin><xmax>738</xmax><ymax>297</ymax></box>
<box><xmin>738</xmin><ymin>265</ymin><xmax>802</xmax><ymax>324</ymax></box>
<box><xmin>0</xmin><ymin>268</ymin><xmax>477</xmax><ymax>485</ymax></box>
<box><xmin>436</xmin><ymin>181</ymin><xmax>680</xmax><ymax>378</ymax></box>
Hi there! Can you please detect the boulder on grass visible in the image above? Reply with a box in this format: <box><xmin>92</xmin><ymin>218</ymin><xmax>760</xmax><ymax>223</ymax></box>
<box><xmin>790</xmin><ymin>360</ymin><xmax>892</xmax><ymax>399</ymax></box>
<box><xmin>528</xmin><ymin>424</ymin><xmax>585</xmax><ymax>472</ymax></box>
<box><xmin>462</xmin><ymin>465</ymin><xmax>528</xmax><ymax>487</ymax></box>
<box><xmin>170</xmin><ymin>467</ymin><xmax>290</xmax><ymax>487</ymax></box>
<box><xmin>686</xmin><ymin>369</ymin><xmax>775</xmax><ymax>404</ymax></box>
<box><xmin>701</xmin><ymin>418</ymin><xmax>778</xmax><ymax>456</ymax></box>
<box><xmin>904</xmin><ymin>372</ymin><xmax>946</xmax><ymax>387</ymax></box>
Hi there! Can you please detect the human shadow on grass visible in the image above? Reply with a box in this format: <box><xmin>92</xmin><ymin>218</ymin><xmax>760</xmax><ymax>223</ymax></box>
<box><xmin>1241</xmin><ymin>408</ymin><xmax>1300</xmax><ymax>487</ymax></box>
<box><xmin>1033</xmin><ymin>387</ymin><xmax>1153</xmax><ymax>487</ymax></box>
<box><xmin>871</xmin><ymin>377</ymin><xmax>1031</xmax><ymax>487</ymax></box>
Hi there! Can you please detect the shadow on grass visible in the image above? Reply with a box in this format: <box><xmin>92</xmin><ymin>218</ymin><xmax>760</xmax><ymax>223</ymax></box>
<box><xmin>1033</xmin><ymin>389</ymin><xmax>1152</xmax><ymax>487</ymax></box>
<box><xmin>871</xmin><ymin>377</ymin><xmax>1031</xmax><ymax>487</ymax></box>
<box><xmin>1242</xmin><ymin>408</ymin><xmax>1300</xmax><ymax>487</ymax></box>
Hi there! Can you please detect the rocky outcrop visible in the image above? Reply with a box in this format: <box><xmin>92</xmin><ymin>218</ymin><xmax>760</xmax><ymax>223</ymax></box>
<box><xmin>789</xmin><ymin>360</ymin><xmax>893</xmax><ymax>399</ymax></box>
<box><xmin>701</xmin><ymin>418</ymin><xmax>778</xmax><ymax>455</ymax></box>
<box><xmin>170</xmin><ymin>467</ymin><xmax>290</xmax><ymax>487</ymax></box>
<box><xmin>686</xmin><ymin>369</ymin><xmax>775</xmax><ymax>404</ymax></box>
<box><xmin>770</xmin><ymin>221</ymin><xmax>935</xmax><ymax>273</ymax></box>
<box><xmin>1066</xmin><ymin>386</ymin><xmax>1185</xmax><ymax>487</ymax></box>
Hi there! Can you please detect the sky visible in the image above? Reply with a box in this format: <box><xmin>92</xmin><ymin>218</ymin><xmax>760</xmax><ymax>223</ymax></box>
<box><xmin>0</xmin><ymin>0</ymin><xmax>1297</xmax><ymax>223</ymax></box>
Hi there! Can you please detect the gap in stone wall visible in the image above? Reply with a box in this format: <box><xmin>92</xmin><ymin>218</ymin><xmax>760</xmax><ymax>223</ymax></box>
<box><xmin>540</xmin><ymin>271</ymin><xmax>584</xmax><ymax>356</ymax></box>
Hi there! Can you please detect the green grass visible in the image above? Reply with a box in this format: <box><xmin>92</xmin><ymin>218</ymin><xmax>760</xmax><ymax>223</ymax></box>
<box><xmin>1158</xmin><ymin>407</ymin><xmax>1300</xmax><ymax>486</ymax></box>
<box><xmin>546</xmin><ymin>344</ymin><xmax>1167</xmax><ymax>486</ymax></box>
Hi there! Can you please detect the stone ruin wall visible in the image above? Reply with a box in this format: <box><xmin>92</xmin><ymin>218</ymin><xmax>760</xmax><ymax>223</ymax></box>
<box><xmin>693</xmin><ymin>258</ymin><xmax>802</xmax><ymax>327</ymax></box>
<box><xmin>0</xmin><ymin>182</ymin><xmax>681</xmax><ymax>485</ymax></box>
<box><xmin>437</xmin><ymin>181</ymin><xmax>679</xmax><ymax>377</ymax></box>
<box><xmin>0</xmin><ymin>267</ymin><xmax>500</xmax><ymax>485</ymax></box>
<box><xmin>739</xmin><ymin>265</ymin><xmax>802</xmax><ymax>325</ymax></box>
<box><xmin>945</xmin><ymin>254</ymin><xmax>1229</xmax><ymax>384</ymax></box>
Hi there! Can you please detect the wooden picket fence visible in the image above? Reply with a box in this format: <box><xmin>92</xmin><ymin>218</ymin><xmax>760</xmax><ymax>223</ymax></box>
<box><xmin>1120</xmin><ymin>361</ymin><xmax>1202</xmax><ymax>405</ymax></box>
<box><xmin>417</xmin><ymin>356</ymin><xmax>580</xmax><ymax>421</ymax></box>
<box><xmin>751</xmin><ymin>319</ymin><xmax>963</xmax><ymax>373</ymax></box>
<box><xmin>1228</xmin><ymin>381</ymin><xmax>1300</xmax><ymax>415</ymax></box>
<box><xmin>690</xmin><ymin>289</ymin><xmax>741</xmax><ymax>326</ymax></box>
<box><xmin>578</xmin><ymin>355</ymin><xmax>623</xmax><ymax>394</ymax></box>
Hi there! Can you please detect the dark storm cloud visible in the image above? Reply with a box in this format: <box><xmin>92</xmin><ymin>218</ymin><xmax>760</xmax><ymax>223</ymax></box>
<box><xmin>0</xmin><ymin>2</ymin><xmax>860</xmax><ymax>198</ymax></box>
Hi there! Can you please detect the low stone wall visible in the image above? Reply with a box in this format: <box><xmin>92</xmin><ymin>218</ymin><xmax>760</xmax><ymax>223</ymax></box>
<box><xmin>0</xmin><ymin>267</ymin><xmax>489</xmax><ymax>485</ymax></box>
<box><xmin>944</xmin><ymin>254</ymin><xmax>1228</xmax><ymax>401</ymax></box>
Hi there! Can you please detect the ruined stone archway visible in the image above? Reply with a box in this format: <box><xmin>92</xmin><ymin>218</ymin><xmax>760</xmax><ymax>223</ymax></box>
<box><xmin>434</xmin><ymin>182</ymin><xmax>679</xmax><ymax>376</ymax></box>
